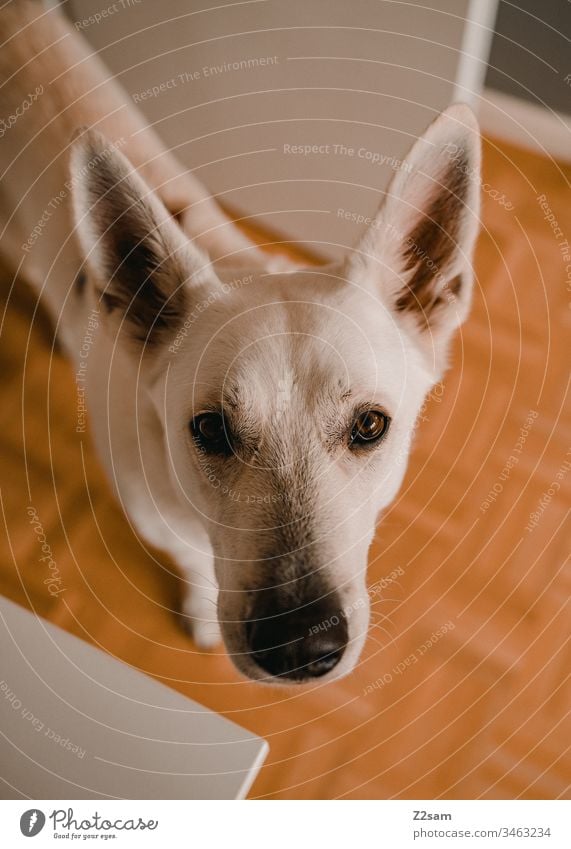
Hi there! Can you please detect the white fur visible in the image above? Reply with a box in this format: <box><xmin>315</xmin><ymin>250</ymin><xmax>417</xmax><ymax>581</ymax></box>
<box><xmin>0</xmin><ymin>5</ymin><xmax>480</xmax><ymax>682</ymax></box>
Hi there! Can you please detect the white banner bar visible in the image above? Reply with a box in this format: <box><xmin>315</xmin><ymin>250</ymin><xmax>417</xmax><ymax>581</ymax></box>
<box><xmin>1</xmin><ymin>800</ymin><xmax>569</xmax><ymax>848</ymax></box>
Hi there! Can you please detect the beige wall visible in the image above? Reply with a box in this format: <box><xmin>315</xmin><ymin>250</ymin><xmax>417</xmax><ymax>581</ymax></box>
<box><xmin>68</xmin><ymin>0</ymin><xmax>476</xmax><ymax>258</ymax></box>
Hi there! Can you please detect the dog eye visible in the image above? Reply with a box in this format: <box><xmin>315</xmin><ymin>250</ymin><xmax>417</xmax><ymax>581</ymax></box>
<box><xmin>350</xmin><ymin>409</ymin><xmax>390</xmax><ymax>446</ymax></box>
<box><xmin>191</xmin><ymin>412</ymin><xmax>232</xmax><ymax>455</ymax></box>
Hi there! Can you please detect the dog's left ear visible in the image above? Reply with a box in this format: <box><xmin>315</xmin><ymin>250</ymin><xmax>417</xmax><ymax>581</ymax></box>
<box><xmin>70</xmin><ymin>129</ymin><xmax>215</xmax><ymax>351</ymax></box>
<box><xmin>350</xmin><ymin>104</ymin><xmax>481</xmax><ymax>356</ymax></box>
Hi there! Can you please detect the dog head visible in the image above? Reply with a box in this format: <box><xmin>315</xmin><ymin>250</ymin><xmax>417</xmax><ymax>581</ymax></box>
<box><xmin>70</xmin><ymin>104</ymin><xmax>480</xmax><ymax>683</ymax></box>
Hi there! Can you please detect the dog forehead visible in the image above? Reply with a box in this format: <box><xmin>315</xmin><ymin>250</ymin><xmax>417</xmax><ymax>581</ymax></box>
<box><xmin>210</xmin><ymin>266</ymin><xmax>398</xmax><ymax>347</ymax></box>
<box><xmin>186</xmin><ymin>268</ymin><xmax>421</xmax><ymax>408</ymax></box>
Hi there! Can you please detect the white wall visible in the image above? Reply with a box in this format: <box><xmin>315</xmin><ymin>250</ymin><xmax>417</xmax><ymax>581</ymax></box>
<box><xmin>68</xmin><ymin>0</ymin><xmax>491</xmax><ymax>258</ymax></box>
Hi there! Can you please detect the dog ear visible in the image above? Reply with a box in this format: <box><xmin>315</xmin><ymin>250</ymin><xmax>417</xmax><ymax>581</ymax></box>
<box><xmin>69</xmin><ymin>129</ymin><xmax>213</xmax><ymax>350</ymax></box>
<box><xmin>350</xmin><ymin>104</ymin><xmax>481</xmax><ymax>354</ymax></box>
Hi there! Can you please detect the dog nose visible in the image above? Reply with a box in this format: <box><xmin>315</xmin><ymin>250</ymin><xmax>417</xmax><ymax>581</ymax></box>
<box><xmin>246</xmin><ymin>596</ymin><xmax>348</xmax><ymax>681</ymax></box>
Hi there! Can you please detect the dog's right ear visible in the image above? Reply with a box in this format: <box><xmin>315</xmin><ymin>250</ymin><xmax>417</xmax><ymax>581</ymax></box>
<box><xmin>348</xmin><ymin>104</ymin><xmax>481</xmax><ymax>367</ymax></box>
<box><xmin>69</xmin><ymin>129</ymin><xmax>215</xmax><ymax>350</ymax></box>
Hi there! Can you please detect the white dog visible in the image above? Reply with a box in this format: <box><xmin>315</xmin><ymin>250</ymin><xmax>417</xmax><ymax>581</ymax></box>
<box><xmin>0</xmin><ymin>3</ymin><xmax>480</xmax><ymax>683</ymax></box>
